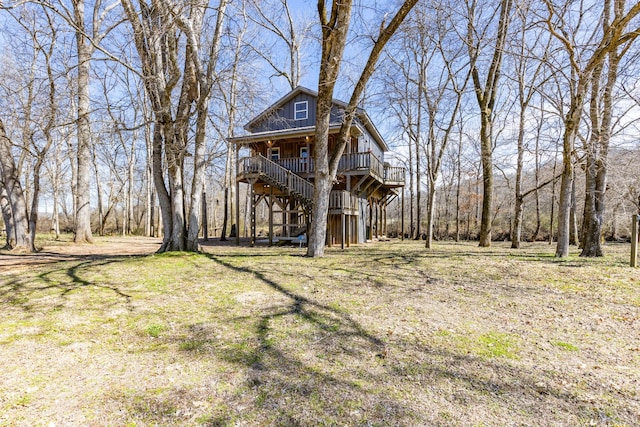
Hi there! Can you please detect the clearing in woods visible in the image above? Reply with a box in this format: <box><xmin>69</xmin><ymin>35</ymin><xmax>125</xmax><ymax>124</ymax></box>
<box><xmin>1</xmin><ymin>236</ymin><xmax>639</xmax><ymax>426</ymax></box>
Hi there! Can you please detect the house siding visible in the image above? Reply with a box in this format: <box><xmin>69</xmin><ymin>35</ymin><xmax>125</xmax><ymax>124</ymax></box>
<box><xmin>249</xmin><ymin>93</ymin><xmax>347</xmax><ymax>134</ymax></box>
<box><xmin>355</xmin><ymin>119</ymin><xmax>384</xmax><ymax>160</ymax></box>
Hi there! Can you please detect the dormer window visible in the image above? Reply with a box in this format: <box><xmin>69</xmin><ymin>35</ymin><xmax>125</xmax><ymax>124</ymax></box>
<box><xmin>294</xmin><ymin>101</ymin><xmax>308</xmax><ymax>121</ymax></box>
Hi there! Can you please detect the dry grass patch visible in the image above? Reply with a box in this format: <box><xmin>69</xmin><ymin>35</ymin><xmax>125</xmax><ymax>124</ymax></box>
<box><xmin>0</xmin><ymin>237</ymin><xmax>639</xmax><ymax>426</ymax></box>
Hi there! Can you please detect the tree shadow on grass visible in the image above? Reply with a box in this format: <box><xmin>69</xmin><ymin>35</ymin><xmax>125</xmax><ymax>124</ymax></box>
<box><xmin>0</xmin><ymin>254</ymin><xmax>136</xmax><ymax>312</ymax></box>
<box><xmin>187</xmin><ymin>253</ymin><xmax>416</xmax><ymax>425</ymax></box>
<box><xmin>167</xmin><ymin>252</ymin><xmax>639</xmax><ymax>426</ymax></box>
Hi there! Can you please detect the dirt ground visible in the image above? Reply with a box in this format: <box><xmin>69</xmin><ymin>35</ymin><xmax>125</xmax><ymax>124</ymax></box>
<box><xmin>0</xmin><ymin>236</ymin><xmax>255</xmax><ymax>270</ymax></box>
<box><xmin>1</xmin><ymin>235</ymin><xmax>156</xmax><ymax>260</ymax></box>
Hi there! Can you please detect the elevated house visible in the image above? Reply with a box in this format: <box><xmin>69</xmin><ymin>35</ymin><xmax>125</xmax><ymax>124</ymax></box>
<box><xmin>228</xmin><ymin>86</ymin><xmax>405</xmax><ymax>246</ymax></box>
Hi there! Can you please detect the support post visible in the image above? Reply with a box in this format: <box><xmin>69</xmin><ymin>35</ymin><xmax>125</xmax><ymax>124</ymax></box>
<box><xmin>383</xmin><ymin>203</ymin><xmax>387</xmax><ymax>236</ymax></box>
<box><xmin>368</xmin><ymin>199</ymin><xmax>373</xmax><ymax>240</ymax></box>
<box><xmin>235</xmin><ymin>145</ymin><xmax>240</xmax><ymax>246</ymax></box>
<box><xmin>346</xmin><ymin>215</ymin><xmax>350</xmax><ymax>248</ymax></box>
<box><xmin>341</xmin><ymin>213</ymin><xmax>345</xmax><ymax>250</ymax></box>
<box><xmin>268</xmin><ymin>185</ymin><xmax>273</xmax><ymax>246</ymax></box>
<box><xmin>250</xmin><ymin>184</ymin><xmax>256</xmax><ymax>247</ymax></box>
<box><xmin>401</xmin><ymin>190</ymin><xmax>405</xmax><ymax>241</ymax></box>
<box><xmin>202</xmin><ymin>191</ymin><xmax>208</xmax><ymax>241</ymax></box>
<box><xmin>631</xmin><ymin>214</ymin><xmax>638</xmax><ymax>267</ymax></box>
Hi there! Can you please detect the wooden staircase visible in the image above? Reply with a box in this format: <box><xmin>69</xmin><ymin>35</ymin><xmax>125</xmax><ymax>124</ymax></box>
<box><xmin>240</xmin><ymin>154</ymin><xmax>314</xmax><ymax>211</ymax></box>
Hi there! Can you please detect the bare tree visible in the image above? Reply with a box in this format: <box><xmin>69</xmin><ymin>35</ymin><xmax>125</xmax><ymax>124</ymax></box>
<box><xmin>0</xmin><ymin>119</ymin><xmax>33</xmax><ymax>251</ymax></box>
<box><xmin>120</xmin><ymin>0</ymin><xmax>229</xmax><ymax>252</ymax></box>
<box><xmin>307</xmin><ymin>0</ymin><xmax>419</xmax><ymax>257</ymax></box>
<box><xmin>579</xmin><ymin>2</ymin><xmax>638</xmax><ymax>256</ymax></box>
<box><xmin>543</xmin><ymin>0</ymin><xmax>640</xmax><ymax>257</ymax></box>
<box><xmin>422</xmin><ymin>4</ymin><xmax>472</xmax><ymax>248</ymax></box>
<box><xmin>218</xmin><ymin>2</ymin><xmax>250</xmax><ymax>242</ymax></box>
<box><xmin>0</xmin><ymin>183</ymin><xmax>16</xmax><ymax>248</ymax></box>
<box><xmin>508</xmin><ymin>1</ymin><xmax>553</xmax><ymax>248</ymax></box>
<box><xmin>465</xmin><ymin>0</ymin><xmax>513</xmax><ymax>247</ymax></box>
<box><xmin>248</xmin><ymin>0</ymin><xmax>312</xmax><ymax>90</ymax></box>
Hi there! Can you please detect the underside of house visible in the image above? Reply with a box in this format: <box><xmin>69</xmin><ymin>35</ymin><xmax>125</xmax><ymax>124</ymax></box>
<box><xmin>228</xmin><ymin>87</ymin><xmax>405</xmax><ymax>247</ymax></box>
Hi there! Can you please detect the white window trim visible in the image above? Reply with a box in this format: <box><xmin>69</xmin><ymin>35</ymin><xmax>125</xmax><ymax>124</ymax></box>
<box><xmin>270</xmin><ymin>147</ymin><xmax>280</xmax><ymax>160</ymax></box>
<box><xmin>294</xmin><ymin>101</ymin><xmax>308</xmax><ymax>121</ymax></box>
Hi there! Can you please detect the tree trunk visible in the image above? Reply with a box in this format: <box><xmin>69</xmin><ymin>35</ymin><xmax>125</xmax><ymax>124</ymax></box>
<box><xmin>186</xmin><ymin>109</ymin><xmax>208</xmax><ymax>251</ymax></box>
<box><xmin>512</xmin><ymin>196</ymin><xmax>523</xmax><ymax>249</ymax></box>
<box><xmin>581</xmin><ymin>45</ymin><xmax>619</xmax><ymax>256</ymax></box>
<box><xmin>1</xmin><ymin>185</ymin><xmax>15</xmax><ymax>248</ymax></box>
<box><xmin>152</xmin><ymin>121</ymin><xmax>173</xmax><ymax>251</ymax></box>
<box><xmin>425</xmin><ymin>184</ymin><xmax>436</xmax><ymax>248</ymax></box>
<box><xmin>308</xmin><ymin>0</ymin><xmax>417</xmax><ymax>256</ymax></box>
<box><xmin>467</xmin><ymin>0</ymin><xmax>513</xmax><ymax>248</ymax></box>
<box><xmin>478</xmin><ymin>111</ymin><xmax>493</xmax><ymax>246</ymax></box>
<box><xmin>0</xmin><ymin>119</ymin><xmax>33</xmax><ymax>251</ymax></box>
<box><xmin>306</xmin><ymin>0</ymin><xmax>353</xmax><ymax>257</ymax></box>
<box><xmin>28</xmin><ymin>151</ymin><xmax>47</xmax><ymax>249</ymax></box>
<box><xmin>73</xmin><ymin>0</ymin><xmax>94</xmax><ymax>244</ymax></box>
<box><xmin>555</xmin><ymin>117</ymin><xmax>576</xmax><ymax>257</ymax></box>
<box><xmin>569</xmin><ymin>170</ymin><xmax>579</xmax><ymax>245</ymax></box>
<box><xmin>455</xmin><ymin>127</ymin><xmax>462</xmax><ymax>242</ymax></box>
<box><xmin>414</xmin><ymin>129</ymin><xmax>421</xmax><ymax>240</ymax></box>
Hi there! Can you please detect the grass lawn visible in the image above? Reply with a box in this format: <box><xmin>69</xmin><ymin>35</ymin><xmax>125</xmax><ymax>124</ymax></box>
<box><xmin>1</xmin><ymin>237</ymin><xmax>639</xmax><ymax>426</ymax></box>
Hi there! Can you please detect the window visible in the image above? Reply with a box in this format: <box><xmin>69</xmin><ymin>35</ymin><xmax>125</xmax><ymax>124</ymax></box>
<box><xmin>300</xmin><ymin>146</ymin><xmax>308</xmax><ymax>158</ymax></box>
<box><xmin>294</xmin><ymin>101</ymin><xmax>308</xmax><ymax>121</ymax></box>
<box><xmin>270</xmin><ymin>147</ymin><xmax>280</xmax><ymax>161</ymax></box>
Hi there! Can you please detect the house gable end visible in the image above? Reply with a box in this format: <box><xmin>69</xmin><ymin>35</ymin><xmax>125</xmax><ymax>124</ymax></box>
<box><xmin>242</xmin><ymin>86</ymin><xmax>387</xmax><ymax>152</ymax></box>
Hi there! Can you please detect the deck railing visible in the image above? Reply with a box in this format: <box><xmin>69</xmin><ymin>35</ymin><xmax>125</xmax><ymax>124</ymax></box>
<box><xmin>239</xmin><ymin>152</ymin><xmax>404</xmax><ymax>205</ymax></box>
<box><xmin>337</xmin><ymin>152</ymin><xmax>384</xmax><ymax>181</ymax></box>
<box><xmin>275</xmin><ymin>157</ymin><xmax>315</xmax><ymax>174</ymax></box>
<box><xmin>329</xmin><ymin>190</ymin><xmax>358</xmax><ymax>212</ymax></box>
<box><xmin>240</xmin><ymin>155</ymin><xmax>314</xmax><ymax>202</ymax></box>
<box><xmin>384</xmin><ymin>166</ymin><xmax>406</xmax><ymax>184</ymax></box>
<box><xmin>273</xmin><ymin>151</ymin><xmax>393</xmax><ymax>183</ymax></box>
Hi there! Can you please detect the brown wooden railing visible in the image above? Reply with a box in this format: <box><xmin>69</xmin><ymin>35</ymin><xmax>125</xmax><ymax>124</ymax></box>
<box><xmin>274</xmin><ymin>151</ymin><xmax>394</xmax><ymax>183</ymax></box>
<box><xmin>243</xmin><ymin>153</ymin><xmax>406</xmax><ymax>187</ymax></box>
<box><xmin>276</xmin><ymin>157</ymin><xmax>315</xmax><ymax>174</ymax></box>
<box><xmin>384</xmin><ymin>166</ymin><xmax>405</xmax><ymax>184</ymax></box>
<box><xmin>337</xmin><ymin>152</ymin><xmax>384</xmax><ymax>181</ymax></box>
<box><xmin>238</xmin><ymin>156</ymin><xmax>366</xmax><ymax>213</ymax></box>
<box><xmin>239</xmin><ymin>155</ymin><xmax>314</xmax><ymax>205</ymax></box>
<box><xmin>329</xmin><ymin>190</ymin><xmax>358</xmax><ymax>212</ymax></box>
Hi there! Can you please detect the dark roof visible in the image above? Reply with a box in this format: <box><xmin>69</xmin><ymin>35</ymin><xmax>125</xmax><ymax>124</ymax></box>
<box><xmin>240</xmin><ymin>86</ymin><xmax>388</xmax><ymax>151</ymax></box>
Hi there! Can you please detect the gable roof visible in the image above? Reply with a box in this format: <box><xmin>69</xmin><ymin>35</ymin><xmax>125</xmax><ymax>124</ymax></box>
<box><xmin>243</xmin><ymin>86</ymin><xmax>388</xmax><ymax>152</ymax></box>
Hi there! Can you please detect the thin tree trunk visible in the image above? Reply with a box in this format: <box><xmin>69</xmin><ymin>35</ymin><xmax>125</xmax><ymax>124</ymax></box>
<box><xmin>455</xmin><ymin>130</ymin><xmax>462</xmax><ymax>242</ymax></box>
<box><xmin>570</xmin><ymin>171</ymin><xmax>579</xmax><ymax>245</ymax></box>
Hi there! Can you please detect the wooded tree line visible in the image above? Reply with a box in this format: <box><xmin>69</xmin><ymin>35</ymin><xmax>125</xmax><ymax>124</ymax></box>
<box><xmin>0</xmin><ymin>0</ymin><xmax>639</xmax><ymax>257</ymax></box>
